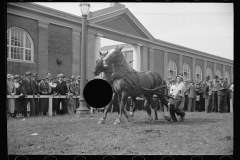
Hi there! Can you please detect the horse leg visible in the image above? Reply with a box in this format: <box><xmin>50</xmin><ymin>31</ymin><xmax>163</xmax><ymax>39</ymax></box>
<box><xmin>144</xmin><ymin>94</ymin><xmax>154</xmax><ymax>121</ymax></box>
<box><xmin>157</xmin><ymin>94</ymin><xmax>173</xmax><ymax>122</ymax></box>
<box><xmin>152</xmin><ymin>99</ymin><xmax>158</xmax><ymax>120</ymax></box>
<box><xmin>114</xmin><ymin>93</ymin><xmax>123</xmax><ymax>125</ymax></box>
<box><xmin>129</xmin><ymin>97</ymin><xmax>137</xmax><ymax>117</ymax></box>
<box><xmin>98</xmin><ymin>93</ymin><xmax>117</xmax><ymax>124</ymax></box>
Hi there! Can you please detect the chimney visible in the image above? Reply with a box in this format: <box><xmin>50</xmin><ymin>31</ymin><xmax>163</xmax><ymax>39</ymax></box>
<box><xmin>110</xmin><ymin>3</ymin><xmax>118</xmax><ymax>7</ymax></box>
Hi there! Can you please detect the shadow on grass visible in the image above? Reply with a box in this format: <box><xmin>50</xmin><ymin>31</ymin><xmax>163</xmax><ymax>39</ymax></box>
<box><xmin>134</xmin><ymin>118</ymin><xmax>223</xmax><ymax>126</ymax></box>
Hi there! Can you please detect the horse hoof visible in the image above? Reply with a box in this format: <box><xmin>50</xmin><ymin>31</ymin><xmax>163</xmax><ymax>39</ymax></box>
<box><xmin>98</xmin><ymin>119</ymin><xmax>105</xmax><ymax>124</ymax></box>
<box><xmin>114</xmin><ymin>119</ymin><xmax>121</xmax><ymax>125</ymax></box>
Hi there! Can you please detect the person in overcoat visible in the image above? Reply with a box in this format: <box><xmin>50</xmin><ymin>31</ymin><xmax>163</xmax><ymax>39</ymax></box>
<box><xmin>49</xmin><ymin>78</ymin><xmax>58</xmax><ymax>115</ymax></box>
<box><xmin>32</xmin><ymin>72</ymin><xmax>40</xmax><ymax>116</ymax></box>
<box><xmin>203</xmin><ymin>76</ymin><xmax>210</xmax><ymax>113</ymax></box>
<box><xmin>14</xmin><ymin>75</ymin><xmax>24</xmax><ymax>117</ymax></box>
<box><xmin>187</xmin><ymin>81</ymin><xmax>196</xmax><ymax>112</ymax></box>
<box><xmin>195</xmin><ymin>82</ymin><xmax>202</xmax><ymax>112</ymax></box>
<box><xmin>7</xmin><ymin>74</ymin><xmax>16</xmax><ymax>118</ymax></box>
<box><xmin>39</xmin><ymin>76</ymin><xmax>51</xmax><ymax>115</ymax></box>
<box><xmin>56</xmin><ymin>74</ymin><xmax>68</xmax><ymax>115</ymax></box>
<box><xmin>212</xmin><ymin>75</ymin><xmax>221</xmax><ymax>112</ymax></box>
<box><xmin>21</xmin><ymin>71</ymin><xmax>36</xmax><ymax>117</ymax></box>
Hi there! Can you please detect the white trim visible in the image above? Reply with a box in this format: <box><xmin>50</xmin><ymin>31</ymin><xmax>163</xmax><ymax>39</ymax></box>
<box><xmin>195</xmin><ymin>65</ymin><xmax>203</xmax><ymax>81</ymax></box>
<box><xmin>7</xmin><ymin>58</ymin><xmax>35</xmax><ymax>64</ymax></box>
<box><xmin>168</xmin><ymin>59</ymin><xmax>177</xmax><ymax>78</ymax></box>
<box><xmin>183</xmin><ymin>62</ymin><xmax>191</xmax><ymax>80</ymax></box>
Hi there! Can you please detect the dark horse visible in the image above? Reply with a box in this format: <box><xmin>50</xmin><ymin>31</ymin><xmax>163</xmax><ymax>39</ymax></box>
<box><xmin>94</xmin><ymin>52</ymin><xmax>161</xmax><ymax>124</ymax></box>
<box><xmin>96</xmin><ymin>46</ymin><xmax>173</xmax><ymax>124</ymax></box>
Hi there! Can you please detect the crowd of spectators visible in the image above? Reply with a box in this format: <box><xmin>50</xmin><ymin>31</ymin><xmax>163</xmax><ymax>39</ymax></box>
<box><xmin>166</xmin><ymin>74</ymin><xmax>234</xmax><ymax>114</ymax></box>
<box><xmin>6</xmin><ymin>71</ymin><xmax>234</xmax><ymax>119</ymax></box>
<box><xmin>6</xmin><ymin>71</ymin><xmax>84</xmax><ymax>118</ymax></box>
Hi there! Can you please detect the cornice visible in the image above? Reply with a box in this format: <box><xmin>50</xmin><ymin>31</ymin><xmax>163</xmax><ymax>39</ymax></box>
<box><xmin>38</xmin><ymin>20</ymin><xmax>49</xmax><ymax>28</ymax></box>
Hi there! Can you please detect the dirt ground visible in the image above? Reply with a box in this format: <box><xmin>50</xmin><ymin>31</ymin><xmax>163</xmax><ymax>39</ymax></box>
<box><xmin>7</xmin><ymin>110</ymin><xmax>233</xmax><ymax>155</ymax></box>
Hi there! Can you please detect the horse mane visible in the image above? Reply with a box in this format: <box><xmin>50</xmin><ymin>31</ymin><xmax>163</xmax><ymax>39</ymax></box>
<box><xmin>115</xmin><ymin>51</ymin><xmax>132</xmax><ymax>72</ymax></box>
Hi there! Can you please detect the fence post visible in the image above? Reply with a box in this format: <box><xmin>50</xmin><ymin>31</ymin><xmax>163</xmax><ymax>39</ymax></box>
<box><xmin>49</xmin><ymin>96</ymin><xmax>52</xmax><ymax>116</ymax></box>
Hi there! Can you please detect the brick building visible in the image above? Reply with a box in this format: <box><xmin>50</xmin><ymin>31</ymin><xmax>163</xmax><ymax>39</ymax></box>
<box><xmin>7</xmin><ymin>3</ymin><xmax>233</xmax><ymax>83</ymax></box>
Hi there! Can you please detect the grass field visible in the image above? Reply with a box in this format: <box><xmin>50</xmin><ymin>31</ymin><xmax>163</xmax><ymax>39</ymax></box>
<box><xmin>7</xmin><ymin>111</ymin><xmax>233</xmax><ymax>155</ymax></box>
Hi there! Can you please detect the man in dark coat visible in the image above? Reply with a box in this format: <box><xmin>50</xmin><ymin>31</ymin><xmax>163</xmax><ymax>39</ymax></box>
<box><xmin>218</xmin><ymin>78</ymin><xmax>226</xmax><ymax>113</ymax></box>
<box><xmin>56</xmin><ymin>74</ymin><xmax>68</xmax><ymax>115</ymax></box>
<box><xmin>32</xmin><ymin>72</ymin><xmax>40</xmax><ymax>116</ymax></box>
<box><xmin>212</xmin><ymin>75</ymin><xmax>221</xmax><ymax>112</ymax></box>
<box><xmin>21</xmin><ymin>71</ymin><xmax>36</xmax><ymax>117</ymax></box>
<box><xmin>203</xmin><ymin>75</ymin><xmax>210</xmax><ymax>113</ymax></box>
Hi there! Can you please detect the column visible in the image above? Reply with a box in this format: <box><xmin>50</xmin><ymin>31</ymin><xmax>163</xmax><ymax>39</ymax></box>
<box><xmin>141</xmin><ymin>46</ymin><xmax>148</xmax><ymax>71</ymax></box>
<box><xmin>94</xmin><ymin>34</ymin><xmax>101</xmax><ymax>78</ymax></box>
<box><xmin>132</xmin><ymin>44</ymin><xmax>141</xmax><ymax>71</ymax></box>
<box><xmin>72</xmin><ymin>29</ymin><xmax>81</xmax><ymax>77</ymax></box>
<box><xmin>192</xmin><ymin>57</ymin><xmax>196</xmax><ymax>81</ymax></box>
<box><xmin>213</xmin><ymin>62</ymin><xmax>217</xmax><ymax>78</ymax></box>
<box><xmin>230</xmin><ymin>66</ymin><xmax>233</xmax><ymax>83</ymax></box>
<box><xmin>149</xmin><ymin>48</ymin><xmax>154</xmax><ymax>71</ymax></box>
<box><xmin>223</xmin><ymin>64</ymin><xmax>226</xmax><ymax>79</ymax></box>
<box><xmin>38</xmin><ymin>21</ymin><xmax>49</xmax><ymax>78</ymax></box>
<box><xmin>86</xmin><ymin>32</ymin><xmax>95</xmax><ymax>81</ymax></box>
<box><xmin>164</xmin><ymin>51</ymin><xmax>168</xmax><ymax>80</ymax></box>
<box><xmin>203</xmin><ymin>60</ymin><xmax>207</xmax><ymax>80</ymax></box>
<box><xmin>178</xmin><ymin>54</ymin><xmax>183</xmax><ymax>75</ymax></box>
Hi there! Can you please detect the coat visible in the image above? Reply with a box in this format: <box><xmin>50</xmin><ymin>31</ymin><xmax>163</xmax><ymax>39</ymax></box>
<box><xmin>188</xmin><ymin>84</ymin><xmax>196</xmax><ymax>98</ymax></box>
<box><xmin>203</xmin><ymin>83</ymin><xmax>209</xmax><ymax>99</ymax></box>
<box><xmin>56</xmin><ymin>81</ymin><xmax>68</xmax><ymax>95</ymax></box>
<box><xmin>21</xmin><ymin>77</ymin><xmax>36</xmax><ymax>96</ymax></box>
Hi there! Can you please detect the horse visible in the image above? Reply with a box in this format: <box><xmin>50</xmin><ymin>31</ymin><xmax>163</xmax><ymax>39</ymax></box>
<box><xmin>100</xmin><ymin>46</ymin><xmax>173</xmax><ymax>124</ymax></box>
<box><xmin>94</xmin><ymin>52</ymin><xmax>160</xmax><ymax>124</ymax></box>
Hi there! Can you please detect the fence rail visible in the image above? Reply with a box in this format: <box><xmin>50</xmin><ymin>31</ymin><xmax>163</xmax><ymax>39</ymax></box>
<box><xmin>7</xmin><ymin>95</ymin><xmax>146</xmax><ymax>116</ymax></box>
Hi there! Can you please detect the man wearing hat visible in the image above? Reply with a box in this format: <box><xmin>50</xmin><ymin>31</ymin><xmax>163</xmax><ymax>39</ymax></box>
<box><xmin>203</xmin><ymin>75</ymin><xmax>211</xmax><ymax>113</ymax></box>
<box><xmin>21</xmin><ymin>71</ymin><xmax>36</xmax><ymax>117</ymax></box>
<box><xmin>217</xmin><ymin>77</ymin><xmax>227</xmax><ymax>113</ymax></box>
<box><xmin>7</xmin><ymin>74</ymin><xmax>16</xmax><ymax>118</ymax></box>
<box><xmin>32</xmin><ymin>72</ymin><xmax>41</xmax><ymax>116</ymax></box>
<box><xmin>169</xmin><ymin>74</ymin><xmax>186</xmax><ymax>122</ymax></box>
<box><xmin>13</xmin><ymin>74</ymin><xmax>24</xmax><ymax>117</ymax></box>
<box><xmin>39</xmin><ymin>76</ymin><xmax>51</xmax><ymax>115</ymax></box>
<box><xmin>56</xmin><ymin>74</ymin><xmax>68</xmax><ymax>115</ymax></box>
<box><xmin>187</xmin><ymin>80</ymin><xmax>196</xmax><ymax>112</ymax></box>
<box><xmin>212</xmin><ymin>75</ymin><xmax>221</xmax><ymax>112</ymax></box>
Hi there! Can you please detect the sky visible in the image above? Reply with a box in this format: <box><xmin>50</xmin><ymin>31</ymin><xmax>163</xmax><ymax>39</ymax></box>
<box><xmin>35</xmin><ymin>2</ymin><xmax>233</xmax><ymax>60</ymax></box>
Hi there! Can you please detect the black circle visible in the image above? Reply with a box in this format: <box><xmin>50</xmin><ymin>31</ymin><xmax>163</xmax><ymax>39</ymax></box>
<box><xmin>83</xmin><ymin>79</ymin><xmax>113</xmax><ymax>109</ymax></box>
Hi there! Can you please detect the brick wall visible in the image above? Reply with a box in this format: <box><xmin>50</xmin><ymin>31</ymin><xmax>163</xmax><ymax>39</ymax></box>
<box><xmin>48</xmin><ymin>24</ymin><xmax>72</xmax><ymax>78</ymax></box>
<box><xmin>7</xmin><ymin>14</ymin><xmax>38</xmax><ymax>75</ymax></box>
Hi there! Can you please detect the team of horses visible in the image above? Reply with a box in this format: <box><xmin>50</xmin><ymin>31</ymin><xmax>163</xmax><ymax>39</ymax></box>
<box><xmin>93</xmin><ymin>46</ymin><xmax>178</xmax><ymax>125</ymax></box>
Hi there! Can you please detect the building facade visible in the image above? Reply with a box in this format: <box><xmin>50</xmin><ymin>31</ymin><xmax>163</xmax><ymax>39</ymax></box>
<box><xmin>7</xmin><ymin>3</ymin><xmax>233</xmax><ymax>83</ymax></box>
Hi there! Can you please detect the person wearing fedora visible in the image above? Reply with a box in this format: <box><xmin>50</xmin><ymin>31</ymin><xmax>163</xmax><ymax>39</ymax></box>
<box><xmin>212</xmin><ymin>75</ymin><xmax>221</xmax><ymax>113</ymax></box>
<box><xmin>169</xmin><ymin>75</ymin><xmax>186</xmax><ymax>122</ymax></box>
<box><xmin>187</xmin><ymin>80</ymin><xmax>196</xmax><ymax>112</ymax></box>
<box><xmin>218</xmin><ymin>78</ymin><xmax>227</xmax><ymax>113</ymax></box>
<box><xmin>32</xmin><ymin>72</ymin><xmax>40</xmax><ymax>116</ymax></box>
<box><xmin>56</xmin><ymin>74</ymin><xmax>68</xmax><ymax>115</ymax></box>
<box><xmin>13</xmin><ymin>75</ymin><xmax>24</xmax><ymax>117</ymax></box>
<box><xmin>7</xmin><ymin>74</ymin><xmax>16</xmax><ymax>118</ymax></box>
<box><xmin>39</xmin><ymin>76</ymin><xmax>51</xmax><ymax>115</ymax></box>
<box><xmin>21</xmin><ymin>71</ymin><xmax>36</xmax><ymax>117</ymax></box>
<box><xmin>203</xmin><ymin>75</ymin><xmax>210</xmax><ymax>113</ymax></box>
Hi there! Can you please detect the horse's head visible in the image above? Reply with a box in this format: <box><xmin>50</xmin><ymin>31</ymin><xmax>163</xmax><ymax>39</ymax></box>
<box><xmin>93</xmin><ymin>51</ymin><xmax>110</xmax><ymax>76</ymax></box>
<box><xmin>102</xmin><ymin>46</ymin><xmax>124</xmax><ymax>67</ymax></box>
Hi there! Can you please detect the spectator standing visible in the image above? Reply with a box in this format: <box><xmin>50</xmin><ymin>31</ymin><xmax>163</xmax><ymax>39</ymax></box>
<box><xmin>56</xmin><ymin>74</ymin><xmax>68</xmax><ymax>115</ymax></box>
<box><xmin>225</xmin><ymin>78</ymin><xmax>231</xmax><ymax>112</ymax></box>
<box><xmin>203</xmin><ymin>75</ymin><xmax>210</xmax><ymax>113</ymax></box>
<box><xmin>212</xmin><ymin>75</ymin><xmax>221</xmax><ymax>112</ymax></box>
<box><xmin>67</xmin><ymin>76</ymin><xmax>78</xmax><ymax>114</ymax></box>
<box><xmin>39</xmin><ymin>76</ymin><xmax>51</xmax><ymax>115</ymax></box>
<box><xmin>183</xmin><ymin>81</ymin><xmax>189</xmax><ymax>111</ymax></box>
<box><xmin>230</xmin><ymin>82</ymin><xmax>233</xmax><ymax>112</ymax></box>
<box><xmin>195</xmin><ymin>82</ymin><xmax>201</xmax><ymax>112</ymax></box>
<box><xmin>32</xmin><ymin>72</ymin><xmax>40</xmax><ymax>116</ymax></box>
<box><xmin>207</xmin><ymin>80</ymin><xmax>213</xmax><ymax>113</ymax></box>
<box><xmin>7</xmin><ymin>74</ymin><xmax>16</xmax><ymax>118</ymax></box>
<box><xmin>49</xmin><ymin>78</ymin><xmax>58</xmax><ymax>115</ymax></box>
<box><xmin>14</xmin><ymin>75</ymin><xmax>24</xmax><ymax>117</ymax></box>
<box><xmin>21</xmin><ymin>71</ymin><xmax>36</xmax><ymax>117</ymax></box>
<box><xmin>187</xmin><ymin>81</ymin><xmax>196</xmax><ymax>112</ymax></box>
<box><xmin>217</xmin><ymin>78</ymin><xmax>226</xmax><ymax>113</ymax></box>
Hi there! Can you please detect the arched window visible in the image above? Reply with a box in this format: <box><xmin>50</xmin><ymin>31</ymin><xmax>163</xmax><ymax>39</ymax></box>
<box><xmin>7</xmin><ymin>27</ymin><xmax>34</xmax><ymax>62</ymax></box>
<box><xmin>183</xmin><ymin>62</ymin><xmax>191</xmax><ymax>80</ymax></box>
<box><xmin>216</xmin><ymin>69</ymin><xmax>222</xmax><ymax>78</ymax></box>
<box><xmin>168</xmin><ymin>59</ymin><xmax>177</xmax><ymax>78</ymax></box>
<box><xmin>225</xmin><ymin>71</ymin><xmax>230</xmax><ymax>83</ymax></box>
<box><xmin>195</xmin><ymin>65</ymin><xmax>202</xmax><ymax>81</ymax></box>
<box><xmin>206</xmin><ymin>67</ymin><xmax>213</xmax><ymax>80</ymax></box>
